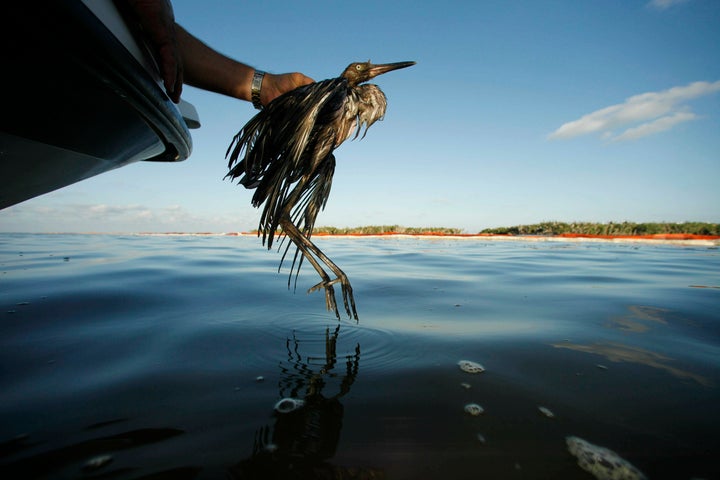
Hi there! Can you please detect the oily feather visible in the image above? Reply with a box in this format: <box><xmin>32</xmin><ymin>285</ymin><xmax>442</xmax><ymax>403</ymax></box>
<box><xmin>226</xmin><ymin>77</ymin><xmax>388</xmax><ymax>250</ymax></box>
<box><xmin>225</xmin><ymin>73</ymin><xmax>390</xmax><ymax>277</ymax></box>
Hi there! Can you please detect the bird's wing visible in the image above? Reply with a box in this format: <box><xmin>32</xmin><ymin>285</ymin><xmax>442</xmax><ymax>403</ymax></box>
<box><xmin>225</xmin><ymin>77</ymin><xmax>348</xmax><ymax>248</ymax></box>
<box><xmin>255</xmin><ymin>84</ymin><xmax>345</xmax><ymax>248</ymax></box>
<box><xmin>225</xmin><ymin>78</ymin><xmax>343</xmax><ymax>189</ymax></box>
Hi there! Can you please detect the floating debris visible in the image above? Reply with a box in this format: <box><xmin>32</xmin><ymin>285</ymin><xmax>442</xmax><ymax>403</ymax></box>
<box><xmin>458</xmin><ymin>360</ymin><xmax>485</xmax><ymax>374</ymax></box>
<box><xmin>255</xmin><ymin>375</ymin><xmax>265</xmax><ymax>382</ymax></box>
<box><xmin>460</xmin><ymin>382</ymin><xmax>471</xmax><ymax>390</ymax></box>
<box><xmin>596</xmin><ymin>364</ymin><xmax>608</xmax><ymax>370</ymax></box>
<box><xmin>274</xmin><ymin>397</ymin><xmax>305</xmax><ymax>414</ymax></box>
<box><xmin>464</xmin><ymin>403</ymin><xmax>484</xmax><ymax>416</ymax></box>
<box><xmin>476</xmin><ymin>433</ymin><xmax>487</xmax><ymax>444</ymax></box>
<box><xmin>538</xmin><ymin>406</ymin><xmax>555</xmax><ymax>418</ymax></box>
<box><xmin>82</xmin><ymin>454</ymin><xmax>113</xmax><ymax>471</ymax></box>
<box><xmin>566</xmin><ymin>436</ymin><xmax>647</xmax><ymax>480</ymax></box>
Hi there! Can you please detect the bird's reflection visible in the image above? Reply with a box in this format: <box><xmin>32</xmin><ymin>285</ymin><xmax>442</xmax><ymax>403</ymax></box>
<box><xmin>229</xmin><ymin>325</ymin><xmax>383</xmax><ymax>479</ymax></box>
<box><xmin>279</xmin><ymin>324</ymin><xmax>359</xmax><ymax>401</ymax></box>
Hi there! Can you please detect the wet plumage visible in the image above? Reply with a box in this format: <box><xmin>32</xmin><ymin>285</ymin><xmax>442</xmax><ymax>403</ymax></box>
<box><xmin>226</xmin><ymin>60</ymin><xmax>415</xmax><ymax>320</ymax></box>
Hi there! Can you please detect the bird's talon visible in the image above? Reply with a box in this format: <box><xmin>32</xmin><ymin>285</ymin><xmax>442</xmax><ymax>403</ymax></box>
<box><xmin>307</xmin><ymin>279</ymin><xmax>358</xmax><ymax>320</ymax></box>
<box><xmin>308</xmin><ymin>278</ymin><xmax>341</xmax><ymax>294</ymax></box>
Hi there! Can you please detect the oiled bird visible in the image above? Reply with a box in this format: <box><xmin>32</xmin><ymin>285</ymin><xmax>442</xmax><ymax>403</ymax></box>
<box><xmin>226</xmin><ymin>60</ymin><xmax>415</xmax><ymax>320</ymax></box>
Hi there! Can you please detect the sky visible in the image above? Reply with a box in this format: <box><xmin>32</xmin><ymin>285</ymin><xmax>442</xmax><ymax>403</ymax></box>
<box><xmin>2</xmin><ymin>0</ymin><xmax>719</xmax><ymax>233</ymax></box>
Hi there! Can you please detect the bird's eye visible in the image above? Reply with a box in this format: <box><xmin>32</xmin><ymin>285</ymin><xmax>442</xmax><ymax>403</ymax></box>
<box><xmin>356</xmin><ymin>65</ymin><xmax>362</xmax><ymax>70</ymax></box>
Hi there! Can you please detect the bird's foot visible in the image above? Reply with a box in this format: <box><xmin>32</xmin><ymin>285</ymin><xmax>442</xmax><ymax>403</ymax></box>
<box><xmin>308</xmin><ymin>277</ymin><xmax>341</xmax><ymax>293</ymax></box>
<box><xmin>308</xmin><ymin>276</ymin><xmax>358</xmax><ymax>321</ymax></box>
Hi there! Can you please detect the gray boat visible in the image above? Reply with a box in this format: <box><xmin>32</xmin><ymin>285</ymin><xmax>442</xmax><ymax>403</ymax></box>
<box><xmin>1</xmin><ymin>0</ymin><xmax>200</xmax><ymax>209</ymax></box>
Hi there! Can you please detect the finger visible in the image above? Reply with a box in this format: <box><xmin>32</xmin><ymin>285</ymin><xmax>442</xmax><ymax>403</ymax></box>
<box><xmin>157</xmin><ymin>44</ymin><xmax>181</xmax><ymax>102</ymax></box>
<box><xmin>172</xmin><ymin>61</ymin><xmax>183</xmax><ymax>103</ymax></box>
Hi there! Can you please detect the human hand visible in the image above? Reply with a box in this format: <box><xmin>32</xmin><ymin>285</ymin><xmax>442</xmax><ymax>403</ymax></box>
<box><xmin>126</xmin><ymin>0</ymin><xmax>183</xmax><ymax>103</ymax></box>
<box><xmin>260</xmin><ymin>72</ymin><xmax>315</xmax><ymax>106</ymax></box>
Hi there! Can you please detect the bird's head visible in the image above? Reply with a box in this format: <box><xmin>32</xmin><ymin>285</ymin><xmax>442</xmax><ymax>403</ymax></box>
<box><xmin>341</xmin><ymin>60</ymin><xmax>416</xmax><ymax>86</ymax></box>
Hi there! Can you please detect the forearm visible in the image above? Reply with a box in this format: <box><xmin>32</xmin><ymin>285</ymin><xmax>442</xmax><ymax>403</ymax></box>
<box><xmin>175</xmin><ymin>24</ymin><xmax>253</xmax><ymax>102</ymax></box>
<box><xmin>174</xmin><ymin>24</ymin><xmax>314</xmax><ymax>106</ymax></box>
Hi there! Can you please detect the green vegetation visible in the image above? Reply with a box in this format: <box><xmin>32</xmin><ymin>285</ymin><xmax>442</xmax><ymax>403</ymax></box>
<box><xmin>313</xmin><ymin>225</ymin><xmax>464</xmax><ymax>235</ymax></box>
<box><xmin>479</xmin><ymin>221</ymin><xmax>720</xmax><ymax>236</ymax></box>
<box><xmin>268</xmin><ymin>222</ymin><xmax>719</xmax><ymax>236</ymax></box>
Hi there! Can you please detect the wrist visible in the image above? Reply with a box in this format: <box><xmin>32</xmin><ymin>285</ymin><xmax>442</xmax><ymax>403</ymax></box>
<box><xmin>251</xmin><ymin>69</ymin><xmax>265</xmax><ymax>109</ymax></box>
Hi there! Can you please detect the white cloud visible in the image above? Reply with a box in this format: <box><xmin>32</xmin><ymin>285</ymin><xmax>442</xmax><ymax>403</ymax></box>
<box><xmin>0</xmin><ymin>202</ymin><xmax>249</xmax><ymax>233</ymax></box>
<box><xmin>548</xmin><ymin>80</ymin><xmax>720</xmax><ymax>142</ymax></box>
<box><xmin>647</xmin><ymin>0</ymin><xmax>691</xmax><ymax>10</ymax></box>
<box><xmin>611</xmin><ymin>111</ymin><xmax>697</xmax><ymax>142</ymax></box>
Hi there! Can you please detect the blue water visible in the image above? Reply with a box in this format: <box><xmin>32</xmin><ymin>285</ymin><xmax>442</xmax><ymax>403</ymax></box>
<box><xmin>1</xmin><ymin>234</ymin><xmax>718</xmax><ymax>479</ymax></box>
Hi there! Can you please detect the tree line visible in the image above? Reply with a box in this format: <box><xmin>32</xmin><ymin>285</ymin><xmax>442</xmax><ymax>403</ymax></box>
<box><xmin>479</xmin><ymin>221</ymin><xmax>719</xmax><ymax>236</ymax></box>
<box><xmin>309</xmin><ymin>222</ymin><xmax>719</xmax><ymax>236</ymax></box>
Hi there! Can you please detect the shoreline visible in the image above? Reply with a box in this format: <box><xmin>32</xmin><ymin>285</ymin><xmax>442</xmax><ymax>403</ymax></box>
<box><xmin>309</xmin><ymin>233</ymin><xmax>720</xmax><ymax>246</ymax></box>
<box><xmin>5</xmin><ymin>232</ymin><xmax>719</xmax><ymax>246</ymax></box>
<box><xmin>237</xmin><ymin>231</ymin><xmax>720</xmax><ymax>246</ymax></box>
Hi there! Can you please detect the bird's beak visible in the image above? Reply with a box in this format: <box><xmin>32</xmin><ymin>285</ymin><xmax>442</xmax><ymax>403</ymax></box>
<box><xmin>367</xmin><ymin>61</ymin><xmax>416</xmax><ymax>79</ymax></box>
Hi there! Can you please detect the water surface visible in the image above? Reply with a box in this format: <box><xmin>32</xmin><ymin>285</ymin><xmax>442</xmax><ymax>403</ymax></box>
<box><xmin>1</xmin><ymin>234</ymin><xmax>718</xmax><ymax>479</ymax></box>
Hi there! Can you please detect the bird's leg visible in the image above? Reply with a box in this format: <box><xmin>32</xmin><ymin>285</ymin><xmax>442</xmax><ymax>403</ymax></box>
<box><xmin>279</xmin><ymin>218</ymin><xmax>358</xmax><ymax>320</ymax></box>
<box><xmin>279</xmin><ymin>218</ymin><xmax>341</xmax><ymax>319</ymax></box>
